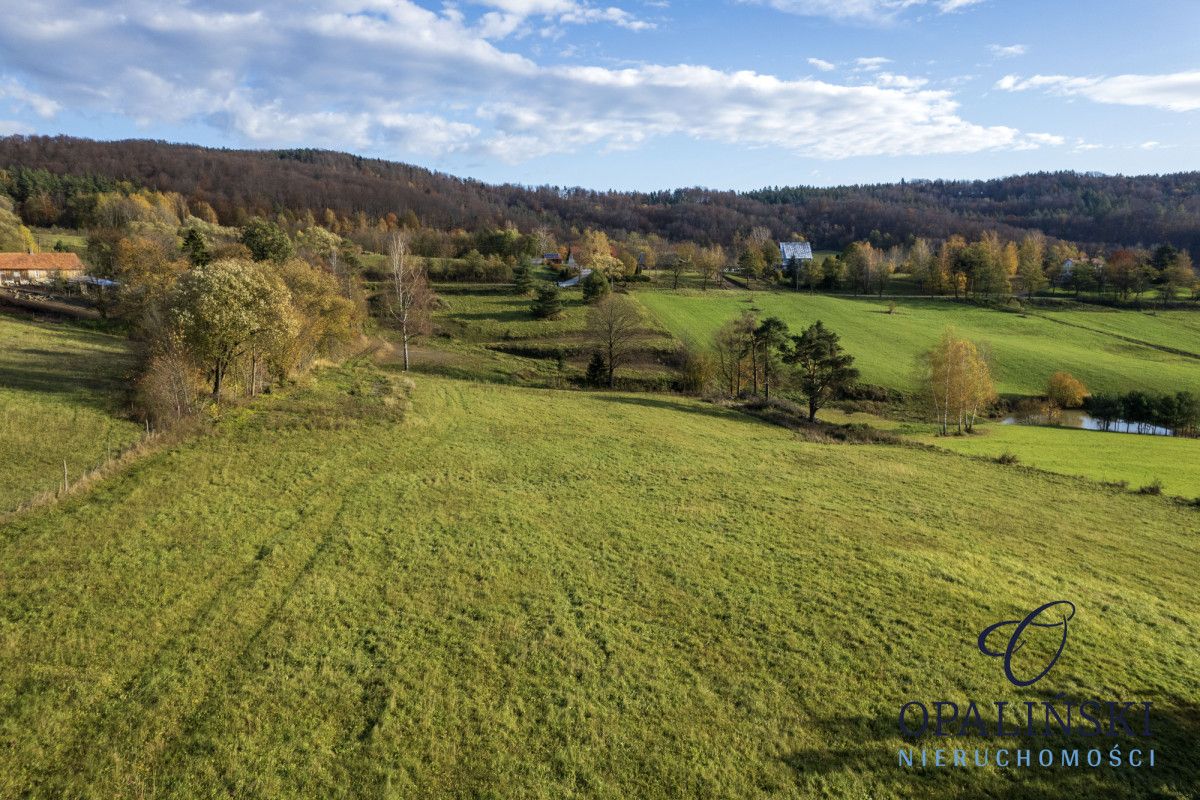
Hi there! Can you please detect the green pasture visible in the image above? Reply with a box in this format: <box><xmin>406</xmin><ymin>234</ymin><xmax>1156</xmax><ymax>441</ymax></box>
<box><xmin>0</xmin><ymin>314</ymin><xmax>142</xmax><ymax>510</ymax></box>
<box><xmin>1</xmin><ymin>357</ymin><xmax>1197</xmax><ymax>798</ymax></box>
<box><xmin>921</xmin><ymin>421</ymin><xmax>1200</xmax><ymax>498</ymax></box>
<box><xmin>636</xmin><ymin>290</ymin><xmax>1200</xmax><ymax>396</ymax></box>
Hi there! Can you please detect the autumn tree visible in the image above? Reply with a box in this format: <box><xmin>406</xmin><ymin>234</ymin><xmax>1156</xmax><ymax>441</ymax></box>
<box><xmin>0</xmin><ymin>196</ymin><xmax>37</xmax><ymax>253</ymax></box>
<box><xmin>114</xmin><ymin>234</ymin><xmax>188</xmax><ymax>318</ymax></box>
<box><xmin>922</xmin><ymin>329</ymin><xmax>997</xmax><ymax>434</ymax></box>
<box><xmin>784</xmin><ymin>321</ymin><xmax>858</xmax><ymax>422</ymax></box>
<box><xmin>586</xmin><ymin>294</ymin><xmax>644</xmax><ymax>388</ymax></box>
<box><xmin>385</xmin><ymin>231</ymin><xmax>435</xmax><ymax>371</ymax></box>
<box><xmin>276</xmin><ymin>258</ymin><xmax>361</xmax><ymax>372</ymax></box>
<box><xmin>842</xmin><ymin>242</ymin><xmax>874</xmax><ymax>295</ymax></box>
<box><xmin>670</xmin><ymin>246</ymin><xmax>694</xmax><ymax>290</ymax></box>
<box><xmin>695</xmin><ymin>244</ymin><xmax>725</xmax><ymax>290</ymax></box>
<box><xmin>1046</xmin><ymin>371</ymin><xmax>1089</xmax><ymax>409</ymax></box>
<box><xmin>170</xmin><ymin>258</ymin><xmax>298</xmax><ymax>401</ymax></box>
<box><xmin>906</xmin><ymin>238</ymin><xmax>935</xmax><ymax>295</ymax></box>
<box><xmin>1105</xmin><ymin>249</ymin><xmax>1143</xmax><ymax>300</ymax></box>
<box><xmin>577</xmin><ymin>228</ymin><xmax>622</xmax><ymax>274</ymax></box>
<box><xmin>1016</xmin><ymin>233</ymin><xmax>1047</xmax><ymax>298</ymax></box>
<box><xmin>1160</xmin><ymin>251</ymin><xmax>1195</xmax><ymax>305</ymax></box>
<box><xmin>713</xmin><ymin>312</ymin><xmax>756</xmax><ymax>396</ymax></box>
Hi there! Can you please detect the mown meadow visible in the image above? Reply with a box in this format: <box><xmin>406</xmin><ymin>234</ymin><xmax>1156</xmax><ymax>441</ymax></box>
<box><xmin>636</xmin><ymin>290</ymin><xmax>1200</xmax><ymax>396</ymax></box>
<box><xmin>1</xmin><ymin>336</ymin><xmax>1197</xmax><ymax>798</ymax></box>
<box><xmin>0</xmin><ymin>314</ymin><xmax>143</xmax><ymax>511</ymax></box>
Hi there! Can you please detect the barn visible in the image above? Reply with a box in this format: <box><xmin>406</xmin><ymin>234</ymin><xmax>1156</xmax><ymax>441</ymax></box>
<box><xmin>0</xmin><ymin>252</ymin><xmax>87</xmax><ymax>285</ymax></box>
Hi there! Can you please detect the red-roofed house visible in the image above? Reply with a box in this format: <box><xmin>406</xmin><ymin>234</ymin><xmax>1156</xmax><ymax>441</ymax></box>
<box><xmin>0</xmin><ymin>252</ymin><xmax>86</xmax><ymax>285</ymax></box>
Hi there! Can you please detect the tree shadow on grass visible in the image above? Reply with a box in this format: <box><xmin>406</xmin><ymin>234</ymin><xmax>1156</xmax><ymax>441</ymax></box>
<box><xmin>592</xmin><ymin>394</ymin><xmax>768</xmax><ymax>425</ymax></box>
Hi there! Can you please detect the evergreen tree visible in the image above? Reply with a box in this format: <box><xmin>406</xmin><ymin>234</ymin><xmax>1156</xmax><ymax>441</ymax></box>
<box><xmin>581</xmin><ymin>268</ymin><xmax>610</xmax><ymax>302</ymax></box>
<box><xmin>585</xmin><ymin>352</ymin><xmax>607</xmax><ymax>387</ymax></box>
<box><xmin>513</xmin><ymin>258</ymin><xmax>535</xmax><ymax>295</ymax></box>
<box><xmin>531</xmin><ymin>284</ymin><xmax>563</xmax><ymax>319</ymax></box>
<box><xmin>181</xmin><ymin>227</ymin><xmax>212</xmax><ymax>266</ymax></box>
<box><xmin>785</xmin><ymin>321</ymin><xmax>859</xmax><ymax>422</ymax></box>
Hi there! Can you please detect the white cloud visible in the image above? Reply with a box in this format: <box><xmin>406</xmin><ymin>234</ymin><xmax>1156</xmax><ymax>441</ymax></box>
<box><xmin>0</xmin><ymin>77</ymin><xmax>61</xmax><ymax>118</ymax></box>
<box><xmin>855</xmin><ymin>56</ymin><xmax>893</xmax><ymax>72</ymax></box>
<box><xmin>807</xmin><ymin>58</ymin><xmax>836</xmax><ymax>72</ymax></box>
<box><xmin>938</xmin><ymin>0</ymin><xmax>984</xmax><ymax>11</ymax></box>
<box><xmin>0</xmin><ymin>119</ymin><xmax>34</xmax><ymax>135</ymax></box>
<box><xmin>997</xmin><ymin>71</ymin><xmax>1200</xmax><ymax>112</ymax></box>
<box><xmin>988</xmin><ymin>43</ymin><xmax>1026</xmax><ymax>58</ymax></box>
<box><xmin>874</xmin><ymin>72</ymin><xmax>927</xmax><ymax>89</ymax></box>
<box><xmin>744</xmin><ymin>0</ymin><xmax>984</xmax><ymax>23</ymax></box>
<box><xmin>1140</xmin><ymin>140</ymin><xmax>1162</xmax><ymax>150</ymax></box>
<box><xmin>471</xmin><ymin>0</ymin><xmax>653</xmax><ymax>38</ymax></box>
<box><xmin>0</xmin><ymin>0</ymin><xmax>1058</xmax><ymax>164</ymax></box>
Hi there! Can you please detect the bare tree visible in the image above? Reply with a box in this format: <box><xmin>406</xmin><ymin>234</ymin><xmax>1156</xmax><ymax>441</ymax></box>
<box><xmin>386</xmin><ymin>231</ymin><xmax>434</xmax><ymax>371</ymax></box>
<box><xmin>586</xmin><ymin>294</ymin><xmax>645</xmax><ymax>388</ymax></box>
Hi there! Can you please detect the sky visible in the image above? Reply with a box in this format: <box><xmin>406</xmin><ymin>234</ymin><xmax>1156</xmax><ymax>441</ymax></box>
<box><xmin>1</xmin><ymin>0</ymin><xmax>1199</xmax><ymax>191</ymax></box>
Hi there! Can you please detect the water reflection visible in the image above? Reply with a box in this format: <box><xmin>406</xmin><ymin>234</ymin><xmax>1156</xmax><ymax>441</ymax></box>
<box><xmin>1002</xmin><ymin>409</ymin><xmax>1174</xmax><ymax>436</ymax></box>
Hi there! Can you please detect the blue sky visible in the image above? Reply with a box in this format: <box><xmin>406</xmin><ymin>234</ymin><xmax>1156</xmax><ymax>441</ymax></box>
<box><xmin>1</xmin><ymin>0</ymin><xmax>1199</xmax><ymax>190</ymax></box>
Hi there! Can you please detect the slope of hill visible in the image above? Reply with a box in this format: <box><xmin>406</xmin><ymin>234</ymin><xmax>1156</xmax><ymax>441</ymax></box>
<box><xmin>3</xmin><ymin>135</ymin><xmax>1200</xmax><ymax>251</ymax></box>
<box><xmin>0</xmin><ymin>315</ymin><xmax>142</xmax><ymax>511</ymax></box>
<box><xmin>1</xmin><ymin>355</ymin><xmax>1196</xmax><ymax>798</ymax></box>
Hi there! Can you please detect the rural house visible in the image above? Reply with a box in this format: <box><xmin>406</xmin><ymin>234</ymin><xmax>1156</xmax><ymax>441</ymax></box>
<box><xmin>779</xmin><ymin>241</ymin><xmax>814</xmax><ymax>263</ymax></box>
<box><xmin>0</xmin><ymin>252</ymin><xmax>86</xmax><ymax>286</ymax></box>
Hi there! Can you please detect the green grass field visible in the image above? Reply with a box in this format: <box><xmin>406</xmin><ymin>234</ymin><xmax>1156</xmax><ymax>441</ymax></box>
<box><xmin>1</xmin><ymin>350</ymin><xmax>1197</xmax><ymax>798</ymax></box>
<box><xmin>29</xmin><ymin>227</ymin><xmax>88</xmax><ymax>254</ymax></box>
<box><xmin>636</xmin><ymin>290</ymin><xmax>1200</xmax><ymax>396</ymax></box>
<box><xmin>920</xmin><ymin>422</ymin><xmax>1200</xmax><ymax>498</ymax></box>
<box><xmin>0</xmin><ymin>314</ymin><xmax>143</xmax><ymax>511</ymax></box>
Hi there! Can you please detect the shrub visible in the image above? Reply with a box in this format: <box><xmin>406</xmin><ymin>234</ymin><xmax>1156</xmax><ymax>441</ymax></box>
<box><xmin>1137</xmin><ymin>480</ymin><xmax>1164</xmax><ymax>496</ymax></box>
<box><xmin>995</xmin><ymin>452</ymin><xmax>1020</xmax><ymax>465</ymax></box>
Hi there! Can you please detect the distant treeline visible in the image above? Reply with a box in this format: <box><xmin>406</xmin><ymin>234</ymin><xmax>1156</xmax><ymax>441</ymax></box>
<box><xmin>3</xmin><ymin>135</ymin><xmax>1200</xmax><ymax>253</ymax></box>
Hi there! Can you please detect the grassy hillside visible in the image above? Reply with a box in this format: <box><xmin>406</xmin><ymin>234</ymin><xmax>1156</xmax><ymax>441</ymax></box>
<box><xmin>920</xmin><ymin>422</ymin><xmax>1200</xmax><ymax>498</ymax></box>
<box><xmin>0</xmin><ymin>314</ymin><xmax>142</xmax><ymax>510</ymax></box>
<box><xmin>637</xmin><ymin>290</ymin><xmax>1200</xmax><ymax>396</ymax></box>
<box><xmin>1</xmin><ymin>362</ymin><xmax>1196</xmax><ymax>798</ymax></box>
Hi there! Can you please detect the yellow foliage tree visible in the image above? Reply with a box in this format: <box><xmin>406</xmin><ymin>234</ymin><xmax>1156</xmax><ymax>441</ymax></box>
<box><xmin>1046</xmin><ymin>371</ymin><xmax>1089</xmax><ymax>409</ymax></box>
<box><xmin>923</xmin><ymin>328</ymin><xmax>997</xmax><ymax>434</ymax></box>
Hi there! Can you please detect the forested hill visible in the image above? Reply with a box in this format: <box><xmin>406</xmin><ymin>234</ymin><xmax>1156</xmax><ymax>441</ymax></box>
<box><xmin>2</xmin><ymin>134</ymin><xmax>1199</xmax><ymax>252</ymax></box>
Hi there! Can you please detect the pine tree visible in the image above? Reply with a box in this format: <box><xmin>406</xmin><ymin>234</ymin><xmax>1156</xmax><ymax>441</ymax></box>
<box><xmin>585</xmin><ymin>352</ymin><xmax>607</xmax><ymax>387</ymax></box>
<box><xmin>531</xmin><ymin>284</ymin><xmax>563</xmax><ymax>319</ymax></box>
<box><xmin>581</xmin><ymin>268</ymin><xmax>610</xmax><ymax>302</ymax></box>
<box><xmin>181</xmin><ymin>227</ymin><xmax>211</xmax><ymax>266</ymax></box>
<box><xmin>513</xmin><ymin>259</ymin><xmax>534</xmax><ymax>295</ymax></box>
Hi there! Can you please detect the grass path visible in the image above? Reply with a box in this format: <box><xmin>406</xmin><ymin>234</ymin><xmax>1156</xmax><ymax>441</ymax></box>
<box><xmin>1</xmin><ymin>366</ymin><xmax>1197</xmax><ymax>798</ymax></box>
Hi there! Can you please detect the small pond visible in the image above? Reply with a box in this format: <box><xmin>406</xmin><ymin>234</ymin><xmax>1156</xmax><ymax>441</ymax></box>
<box><xmin>1002</xmin><ymin>409</ymin><xmax>1174</xmax><ymax>436</ymax></box>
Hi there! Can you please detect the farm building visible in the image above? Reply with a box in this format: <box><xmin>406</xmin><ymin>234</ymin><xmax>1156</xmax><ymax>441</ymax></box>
<box><xmin>779</xmin><ymin>242</ymin><xmax>814</xmax><ymax>263</ymax></box>
<box><xmin>0</xmin><ymin>252</ymin><xmax>86</xmax><ymax>285</ymax></box>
